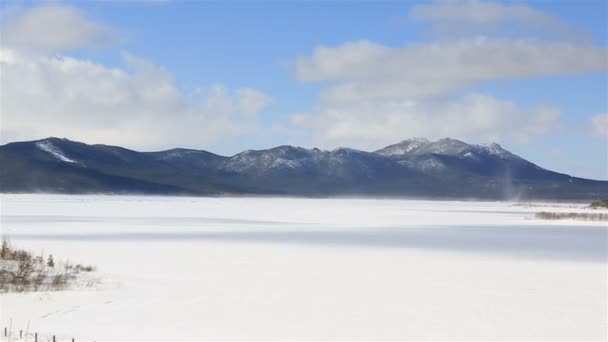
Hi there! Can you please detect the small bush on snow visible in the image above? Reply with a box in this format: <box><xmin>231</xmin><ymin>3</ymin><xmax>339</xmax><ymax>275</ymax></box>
<box><xmin>0</xmin><ymin>237</ymin><xmax>97</xmax><ymax>293</ymax></box>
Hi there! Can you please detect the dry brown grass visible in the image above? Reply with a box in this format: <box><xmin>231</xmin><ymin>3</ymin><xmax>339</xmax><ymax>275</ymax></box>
<box><xmin>535</xmin><ymin>212</ymin><xmax>608</xmax><ymax>222</ymax></box>
<box><xmin>0</xmin><ymin>238</ymin><xmax>97</xmax><ymax>293</ymax></box>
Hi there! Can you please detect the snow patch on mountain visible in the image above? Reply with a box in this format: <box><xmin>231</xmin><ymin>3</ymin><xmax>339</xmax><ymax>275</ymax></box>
<box><xmin>36</xmin><ymin>141</ymin><xmax>77</xmax><ymax>163</ymax></box>
<box><xmin>420</xmin><ymin>158</ymin><xmax>445</xmax><ymax>171</ymax></box>
<box><xmin>156</xmin><ymin>150</ymin><xmax>199</xmax><ymax>160</ymax></box>
<box><xmin>399</xmin><ymin>157</ymin><xmax>446</xmax><ymax>172</ymax></box>
<box><xmin>223</xmin><ymin>147</ymin><xmax>314</xmax><ymax>173</ymax></box>
<box><xmin>271</xmin><ymin>159</ymin><xmax>303</xmax><ymax>169</ymax></box>
<box><xmin>420</xmin><ymin>138</ymin><xmax>470</xmax><ymax>155</ymax></box>
<box><xmin>376</xmin><ymin>138</ymin><xmax>523</xmax><ymax>162</ymax></box>
<box><xmin>375</xmin><ymin>138</ymin><xmax>430</xmax><ymax>156</ymax></box>
<box><xmin>475</xmin><ymin>143</ymin><xmax>516</xmax><ymax>159</ymax></box>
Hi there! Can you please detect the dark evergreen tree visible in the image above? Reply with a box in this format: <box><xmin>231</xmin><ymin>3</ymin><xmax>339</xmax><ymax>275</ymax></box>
<box><xmin>47</xmin><ymin>254</ymin><xmax>55</xmax><ymax>268</ymax></box>
<box><xmin>0</xmin><ymin>240</ymin><xmax>9</xmax><ymax>259</ymax></box>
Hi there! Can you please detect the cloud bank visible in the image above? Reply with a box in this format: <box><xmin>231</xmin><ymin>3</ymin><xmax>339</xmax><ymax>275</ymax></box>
<box><xmin>292</xmin><ymin>0</ymin><xmax>607</xmax><ymax>149</ymax></box>
<box><xmin>0</xmin><ymin>5</ymin><xmax>273</xmax><ymax>149</ymax></box>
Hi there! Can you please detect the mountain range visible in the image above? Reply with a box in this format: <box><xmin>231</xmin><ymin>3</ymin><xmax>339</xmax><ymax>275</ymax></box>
<box><xmin>1</xmin><ymin>137</ymin><xmax>606</xmax><ymax>200</ymax></box>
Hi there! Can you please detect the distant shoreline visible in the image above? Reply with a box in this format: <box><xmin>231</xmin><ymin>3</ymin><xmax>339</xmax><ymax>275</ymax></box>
<box><xmin>0</xmin><ymin>191</ymin><xmax>599</xmax><ymax>204</ymax></box>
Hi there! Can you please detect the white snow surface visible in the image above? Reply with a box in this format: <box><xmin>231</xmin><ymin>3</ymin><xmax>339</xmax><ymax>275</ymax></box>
<box><xmin>0</xmin><ymin>195</ymin><xmax>606</xmax><ymax>341</ymax></box>
<box><xmin>35</xmin><ymin>142</ymin><xmax>77</xmax><ymax>164</ymax></box>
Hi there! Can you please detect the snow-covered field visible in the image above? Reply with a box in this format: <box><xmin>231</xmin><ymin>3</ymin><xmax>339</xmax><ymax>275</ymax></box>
<box><xmin>0</xmin><ymin>195</ymin><xmax>606</xmax><ymax>341</ymax></box>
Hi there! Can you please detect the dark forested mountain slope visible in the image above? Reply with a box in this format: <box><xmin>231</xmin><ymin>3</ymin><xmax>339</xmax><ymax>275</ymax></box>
<box><xmin>1</xmin><ymin>137</ymin><xmax>605</xmax><ymax>200</ymax></box>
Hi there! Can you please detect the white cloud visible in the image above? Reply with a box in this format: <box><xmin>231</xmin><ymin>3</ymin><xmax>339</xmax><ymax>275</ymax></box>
<box><xmin>298</xmin><ymin>37</ymin><xmax>607</xmax><ymax>118</ymax></box>
<box><xmin>1</xmin><ymin>5</ymin><xmax>121</xmax><ymax>53</ymax></box>
<box><xmin>292</xmin><ymin>93</ymin><xmax>560</xmax><ymax>149</ymax></box>
<box><xmin>296</xmin><ymin>38</ymin><xmax>606</xmax><ymax>90</ymax></box>
<box><xmin>0</xmin><ymin>50</ymin><xmax>273</xmax><ymax>149</ymax></box>
<box><xmin>292</xmin><ymin>37</ymin><xmax>603</xmax><ymax>148</ymax></box>
<box><xmin>0</xmin><ymin>5</ymin><xmax>274</xmax><ymax>150</ymax></box>
<box><xmin>409</xmin><ymin>0</ymin><xmax>589</xmax><ymax>41</ymax></box>
<box><xmin>591</xmin><ymin>113</ymin><xmax>608</xmax><ymax>137</ymax></box>
<box><xmin>292</xmin><ymin>2</ymin><xmax>607</xmax><ymax>149</ymax></box>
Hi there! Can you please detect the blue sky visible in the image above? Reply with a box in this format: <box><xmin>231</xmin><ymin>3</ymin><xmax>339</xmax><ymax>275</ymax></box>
<box><xmin>0</xmin><ymin>0</ymin><xmax>606</xmax><ymax>179</ymax></box>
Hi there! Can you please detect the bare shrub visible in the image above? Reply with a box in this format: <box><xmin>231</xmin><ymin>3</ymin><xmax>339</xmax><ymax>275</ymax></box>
<box><xmin>536</xmin><ymin>212</ymin><xmax>608</xmax><ymax>221</ymax></box>
<box><xmin>589</xmin><ymin>200</ymin><xmax>608</xmax><ymax>209</ymax></box>
<box><xmin>12</xmin><ymin>251</ymin><xmax>36</xmax><ymax>291</ymax></box>
<box><xmin>75</xmin><ymin>264</ymin><xmax>96</xmax><ymax>272</ymax></box>
<box><xmin>0</xmin><ymin>269</ymin><xmax>11</xmax><ymax>291</ymax></box>
<box><xmin>0</xmin><ymin>237</ymin><xmax>97</xmax><ymax>293</ymax></box>
<box><xmin>0</xmin><ymin>239</ymin><xmax>10</xmax><ymax>259</ymax></box>
<box><xmin>51</xmin><ymin>274</ymin><xmax>67</xmax><ymax>290</ymax></box>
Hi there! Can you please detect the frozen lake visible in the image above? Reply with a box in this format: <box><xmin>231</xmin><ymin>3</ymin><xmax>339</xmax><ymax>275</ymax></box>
<box><xmin>0</xmin><ymin>195</ymin><xmax>606</xmax><ymax>340</ymax></box>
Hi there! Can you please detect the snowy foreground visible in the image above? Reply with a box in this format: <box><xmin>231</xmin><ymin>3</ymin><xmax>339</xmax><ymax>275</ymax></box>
<box><xmin>0</xmin><ymin>195</ymin><xmax>606</xmax><ymax>341</ymax></box>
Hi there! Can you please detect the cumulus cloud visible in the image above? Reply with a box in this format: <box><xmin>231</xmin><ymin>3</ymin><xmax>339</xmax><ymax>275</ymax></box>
<box><xmin>292</xmin><ymin>93</ymin><xmax>560</xmax><ymax>149</ymax></box>
<box><xmin>0</xmin><ymin>50</ymin><xmax>273</xmax><ymax>148</ymax></box>
<box><xmin>292</xmin><ymin>2</ymin><xmax>607</xmax><ymax>148</ymax></box>
<box><xmin>0</xmin><ymin>5</ymin><xmax>273</xmax><ymax>149</ymax></box>
<box><xmin>1</xmin><ymin>5</ymin><xmax>121</xmax><ymax>53</ymax></box>
<box><xmin>591</xmin><ymin>113</ymin><xmax>608</xmax><ymax>137</ymax></box>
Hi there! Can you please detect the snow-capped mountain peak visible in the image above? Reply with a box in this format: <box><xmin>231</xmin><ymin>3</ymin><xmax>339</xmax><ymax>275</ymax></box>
<box><xmin>375</xmin><ymin>137</ymin><xmax>430</xmax><ymax>156</ymax></box>
<box><xmin>376</xmin><ymin>138</ymin><xmax>522</xmax><ymax>160</ymax></box>
<box><xmin>376</xmin><ymin>137</ymin><xmax>471</xmax><ymax>157</ymax></box>
<box><xmin>473</xmin><ymin>142</ymin><xmax>518</xmax><ymax>160</ymax></box>
<box><xmin>421</xmin><ymin>138</ymin><xmax>470</xmax><ymax>155</ymax></box>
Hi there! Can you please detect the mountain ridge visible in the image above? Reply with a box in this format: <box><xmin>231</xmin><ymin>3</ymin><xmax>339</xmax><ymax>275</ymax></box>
<box><xmin>1</xmin><ymin>137</ymin><xmax>605</xmax><ymax>200</ymax></box>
